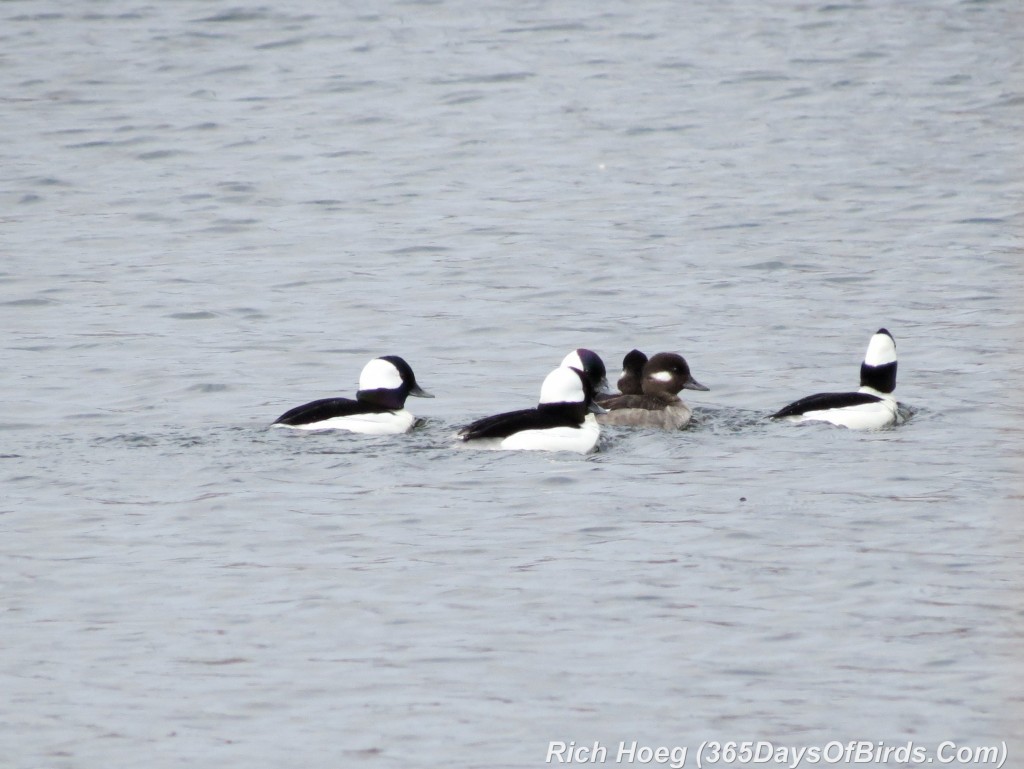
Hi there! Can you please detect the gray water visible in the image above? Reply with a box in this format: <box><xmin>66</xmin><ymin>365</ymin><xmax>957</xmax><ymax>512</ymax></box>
<box><xmin>2</xmin><ymin>2</ymin><xmax>1022</xmax><ymax>768</ymax></box>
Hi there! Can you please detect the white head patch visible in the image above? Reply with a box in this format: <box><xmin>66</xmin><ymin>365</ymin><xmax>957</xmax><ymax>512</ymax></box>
<box><xmin>560</xmin><ymin>350</ymin><xmax>583</xmax><ymax>371</ymax></box>
<box><xmin>864</xmin><ymin>332</ymin><xmax>897</xmax><ymax>366</ymax></box>
<box><xmin>539</xmin><ymin>367</ymin><xmax>585</xmax><ymax>405</ymax></box>
<box><xmin>650</xmin><ymin>370</ymin><xmax>673</xmax><ymax>383</ymax></box>
<box><xmin>358</xmin><ymin>358</ymin><xmax>404</xmax><ymax>391</ymax></box>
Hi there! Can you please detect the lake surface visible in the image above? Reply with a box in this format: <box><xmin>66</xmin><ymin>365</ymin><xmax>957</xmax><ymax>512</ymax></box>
<box><xmin>2</xmin><ymin>1</ymin><xmax>1022</xmax><ymax>767</ymax></box>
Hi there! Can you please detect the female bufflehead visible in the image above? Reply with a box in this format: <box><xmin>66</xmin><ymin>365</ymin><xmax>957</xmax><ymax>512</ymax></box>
<box><xmin>771</xmin><ymin>328</ymin><xmax>898</xmax><ymax>430</ymax></box>
<box><xmin>560</xmin><ymin>348</ymin><xmax>610</xmax><ymax>395</ymax></box>
<box><xmin>458</xmin><ymin>366</ymin><xmax>603</xmax><ymax>453</ymax></box>
<box><xmin>597</xmin><ymin>352</ymin><xmax>709</xmax><ymax>430</ymax></box>
<box><xmin>597</xmin><ymin>349</ymin><xmax>648</xmax><ymax>405</ymax></box>
<box><xmin>273</xmin><ymin>355</ymin><xmax>433</xmax><ymax>434</ymax></box>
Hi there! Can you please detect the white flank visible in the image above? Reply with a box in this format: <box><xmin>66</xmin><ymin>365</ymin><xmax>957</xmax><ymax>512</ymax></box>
<box><xmin>784</xmin><ymin>398</ymin><xmax>898</xmax><ymax>430</ymax></box>
<box><xmin>499</xmin><ymin>415</ymin><xmax>600</xmax><ymax>453</ymax></box>
<box><xmin>274</xmin><ymin>410</ymin><xmax>415</xmax><ymax>434</ymax></box>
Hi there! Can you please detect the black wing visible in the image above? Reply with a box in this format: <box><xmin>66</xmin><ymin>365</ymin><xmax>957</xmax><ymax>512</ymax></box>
<box><xmin>460</xmin><ymin>406</ymin><xmax>585</xmax><ymax>441</ymax></box>
<box><xmin>771</xmin><ymin>391</ymin><xmax>881</xmax><ymax>419</ymax></box>
<box><xmin>462</xmin><ymin>405</ymin><xmax>593</xmax><ymax>442</ymax></box>
<box><xmin>458</xmin><ymin>408</ymin><xmax>541</xmax><ymax>441</ymax></box>
<box><xmin>274</xmin><ymin>397</ymin><xmax>388</xmax><ymax>426</ymax></box>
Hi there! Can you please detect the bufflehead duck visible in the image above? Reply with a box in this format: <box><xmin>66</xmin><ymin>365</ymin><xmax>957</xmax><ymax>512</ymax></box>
<box><xmin>771</xmin><ymin>328</ymin><xmax>898</xmax><ymax>430</ymax></box>
<box><xmin>560</xmin><ymin>348</ymin><xmax>610</xmax><ymax>395</ymax></box>
<box><xmin>458</xmin><ymin>366</ymin><xmax>603</xmax><ymax>453</ymax></box>
<box><xmin>272</xmin><ymin>355</ymin><xmax>433</xmax><ymax>434</ymax></box>
<box><xmin>597</xmin><ymin>352</ymin><xmax>709</xmax><ymax>429</ymax></box>
<box><xmin>597</xmin><ymin>349</ymin><xmax>648</xmax><ymax>405</ymax></box>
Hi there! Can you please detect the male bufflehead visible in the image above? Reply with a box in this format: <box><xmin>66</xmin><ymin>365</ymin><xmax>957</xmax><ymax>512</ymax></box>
<box><xmin>771</xmin><ymin>328</ymin><xmax>898</xmax><ymax>430</ymax></box>
<box><xmin>272</xmin><ymin>355</ymin><xmax>433</xmax><ymax>434</ymax></box>
<box><xmin>597</xmin><ymin>352</ymin><xmax>709</xmax><ymax>430</ymax></box>
<box><xmin>597</xmin><ymin>349</ymin><xmax>648</xmax><ymax>405</ymax></box>
<box><xmin>458</xmin><ymin>366</ymin><xmax>603</xmax><ymax>453</ymax></box>
<box><xmin>560</xmin><ymin>348</ymin><xmax>610</xmax><ymax>395</ymax></box>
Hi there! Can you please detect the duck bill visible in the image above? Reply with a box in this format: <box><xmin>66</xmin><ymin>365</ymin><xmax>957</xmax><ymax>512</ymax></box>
<box><xmin>410</xmin><ymin>384</ymin><xmax>434</xmax><ymax>398</ymax></box>
<box><xmin>589</xmin><ymin>401</ymin><xmax>608</xmax><ymax>415</ymax></box>
<box><xmin>683</xmin><ymin>378</ymin><xmax>709</xmax><ymax>392</ymax></box>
